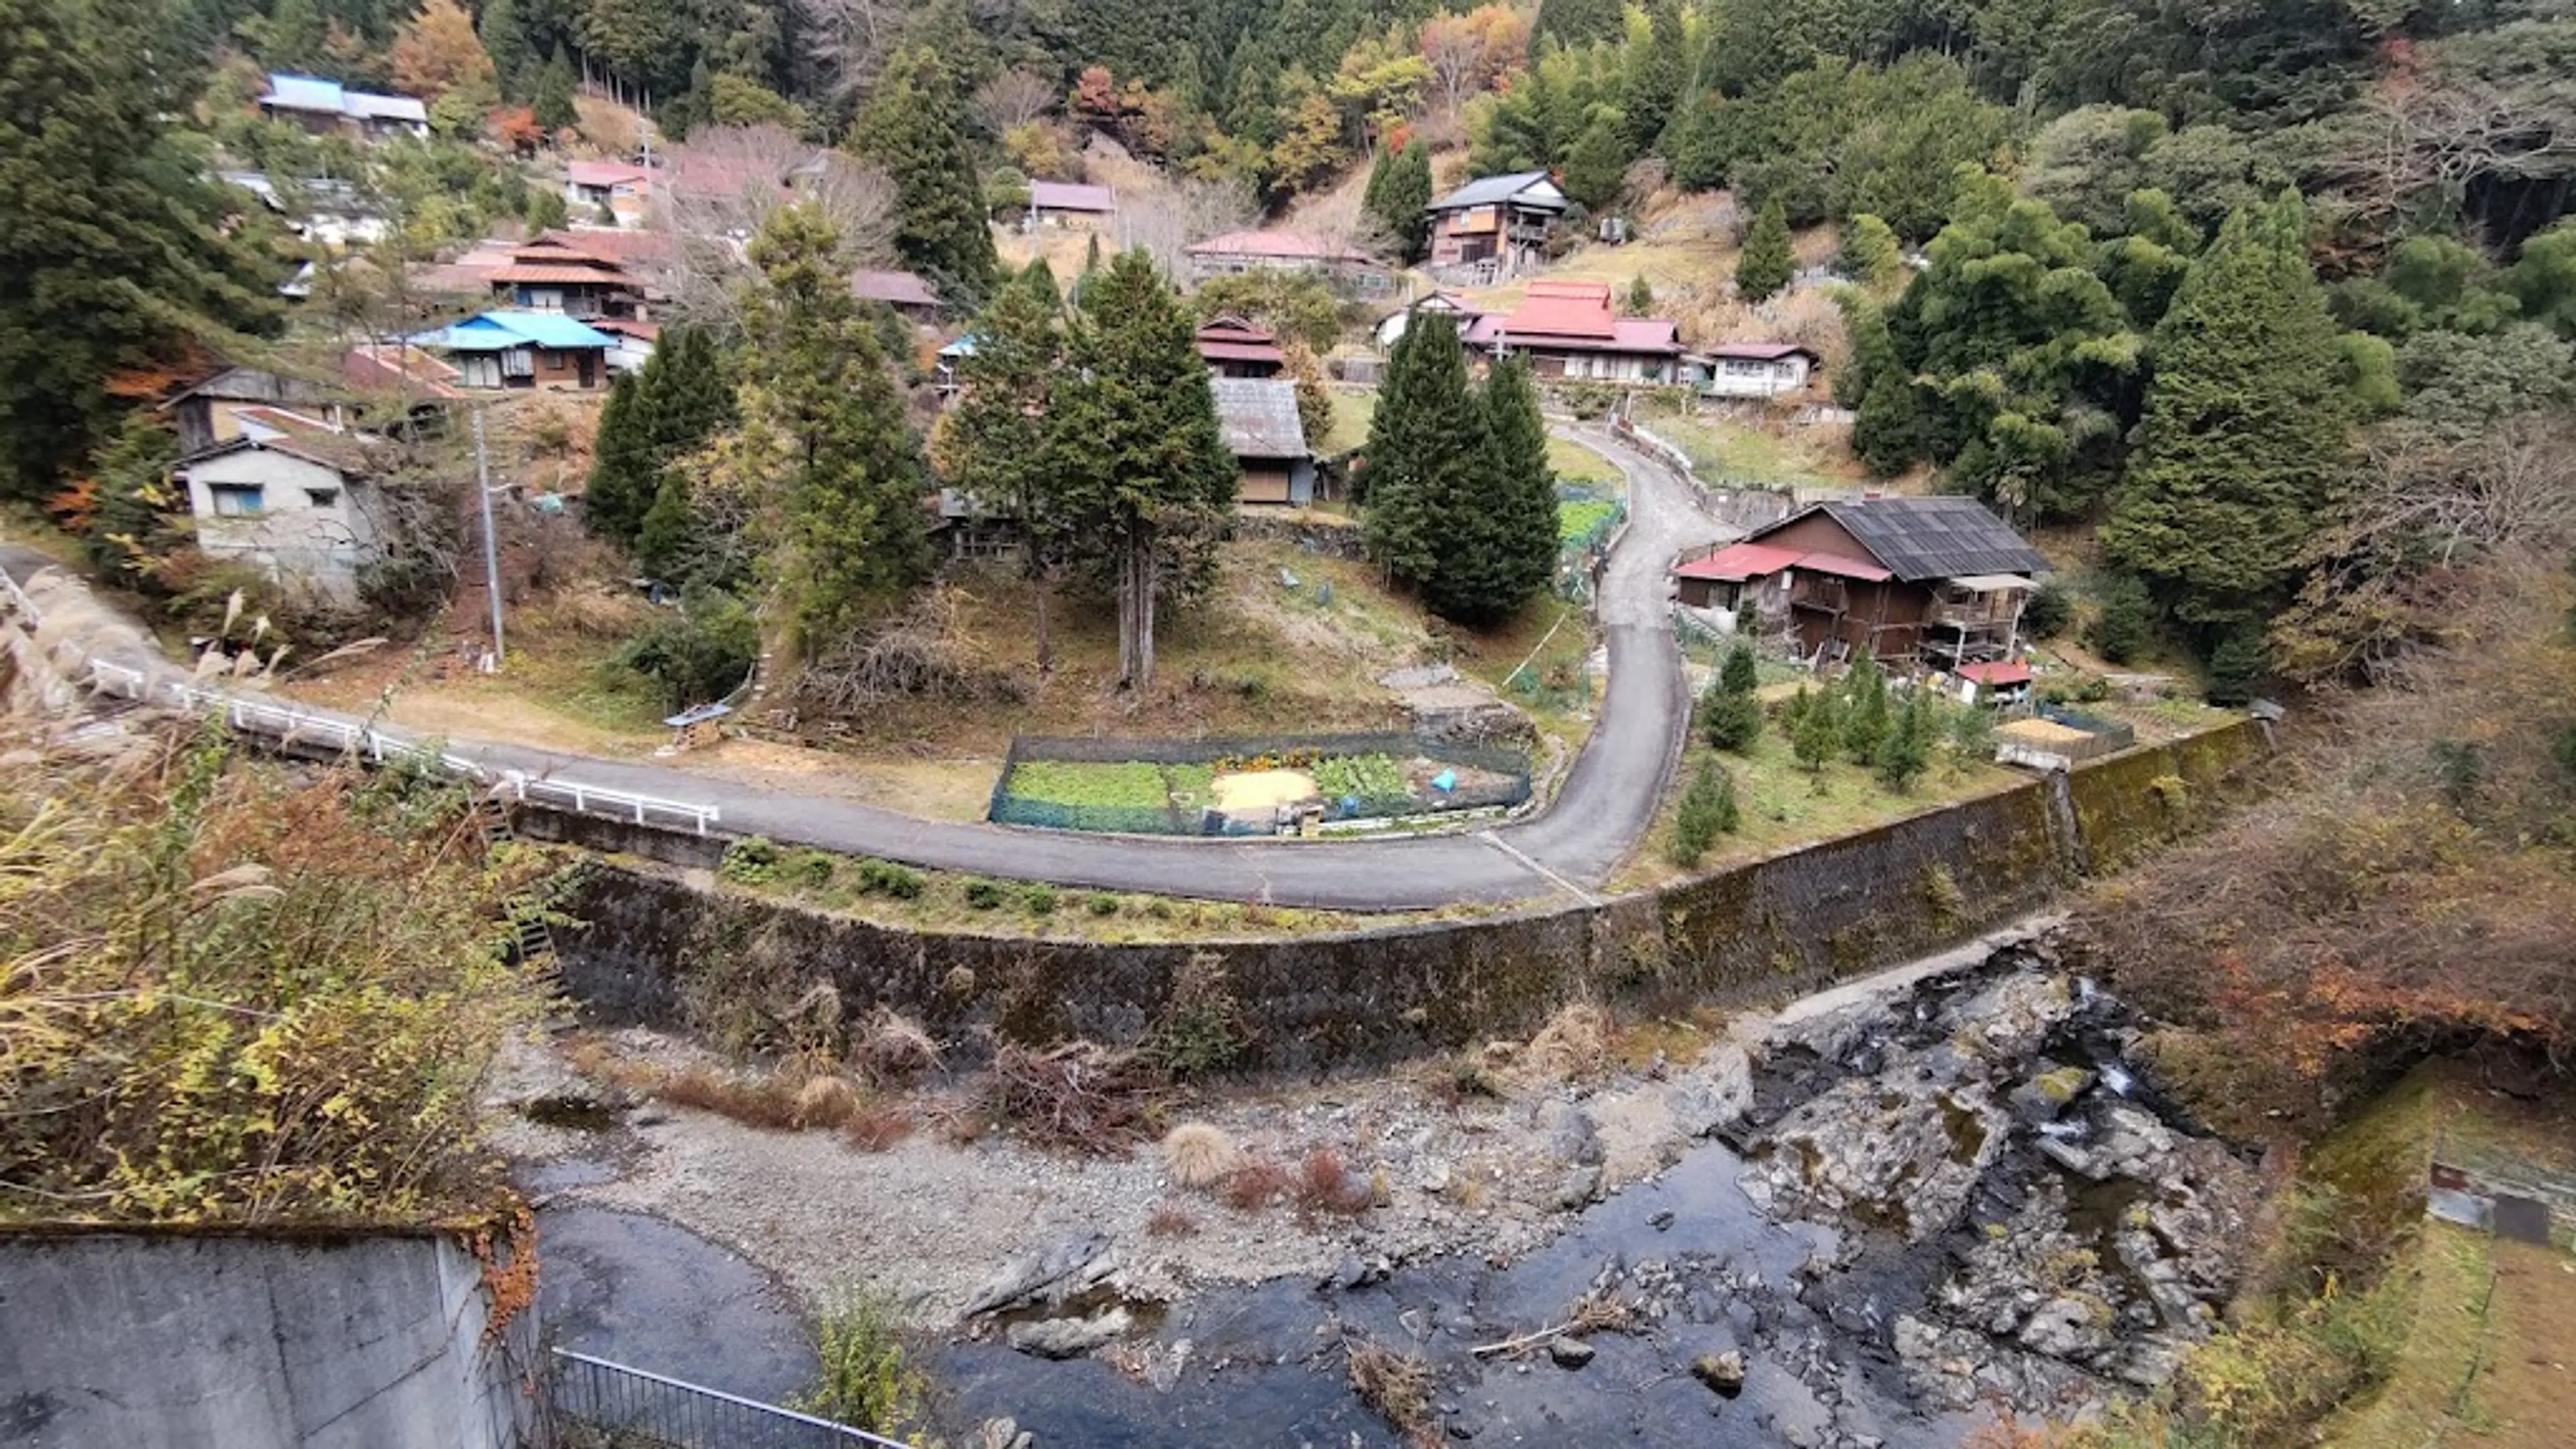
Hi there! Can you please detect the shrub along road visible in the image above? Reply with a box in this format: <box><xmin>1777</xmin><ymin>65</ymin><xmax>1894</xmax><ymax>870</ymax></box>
<box><xmin>3</xmin><ymin>427</ymin><xmax>1736</xmax><ymax>912</ymax></box>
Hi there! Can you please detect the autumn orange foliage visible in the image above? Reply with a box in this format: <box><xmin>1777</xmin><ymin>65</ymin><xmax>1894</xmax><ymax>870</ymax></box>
<box><xmin>2085</xmin><ymin>550</ymin><xmax>2576</xmax><ymax>1133</ymax></box>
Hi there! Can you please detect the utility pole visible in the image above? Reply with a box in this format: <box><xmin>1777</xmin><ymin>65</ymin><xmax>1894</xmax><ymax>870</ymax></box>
<box><xmin>473</xmin><ymin>409</ymin><xmax>504</xmax><ymax>669</ymax></box>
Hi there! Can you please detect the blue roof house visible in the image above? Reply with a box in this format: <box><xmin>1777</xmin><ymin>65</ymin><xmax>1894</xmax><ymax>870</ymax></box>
<box><xmin>412</xmin><ymin>311</ymin><xmax>617</xmax><ymax>390</ymax></box>
<box><xmin>258</xmin><ymin>73</ymin><xmax>430</xmax><ymax>140</ymax></box>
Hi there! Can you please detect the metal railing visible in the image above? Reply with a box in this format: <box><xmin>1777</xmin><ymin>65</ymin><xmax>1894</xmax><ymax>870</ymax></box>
<box><xmin>74</xmin><ymin>651</ymin><xmax>722</xmax><ymax>836</ymax></box>
<box><xmin>549</xmin><ymin>1349</ymin><xmax>914</xmax><ymax>1449</ymax></box>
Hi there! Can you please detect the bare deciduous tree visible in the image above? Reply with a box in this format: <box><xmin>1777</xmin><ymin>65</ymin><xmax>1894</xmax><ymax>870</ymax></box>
<box><xmin>2274</xmin><ymin>414</ymin><xmax>2576</xmax><ymax>682</ymax></box>
<box><xmin>973</xmin><ymin>67</ymin><xmax>1057</xmax><ymax>135</ymax></box>
<box><xmin>796</xmin><ymin>0</ymin><xmax>912</xmax><ymax>102</ymax></box>
<box><xmin>1114</xmin><ymin>175</ymin><xmax>1258</xmax><ymax>280</ymax></box>
<box><xmin>649</xmin><ymin>125</ymin><xmax>898</xmax><ymax>333</ymax></box>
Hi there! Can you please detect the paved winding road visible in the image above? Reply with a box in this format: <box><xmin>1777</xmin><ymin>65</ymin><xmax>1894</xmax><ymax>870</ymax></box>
<box><xmin>3</xmin><ymin>427</ymin><xmax>1736</xmax><ymax>911</ymax></box>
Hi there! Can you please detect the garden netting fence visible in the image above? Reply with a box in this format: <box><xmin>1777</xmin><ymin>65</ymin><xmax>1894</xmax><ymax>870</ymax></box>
<box><xmin>988</xmin><ymin>731</ymin><xmax>1532</xmax><ymax>837</ymax></box>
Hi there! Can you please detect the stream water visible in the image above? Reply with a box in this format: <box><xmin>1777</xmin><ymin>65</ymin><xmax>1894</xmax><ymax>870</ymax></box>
<box><xmin>531</xmin><ymin>940</ymin><xmax>2253</xmax><ymax>1448</ymax></box>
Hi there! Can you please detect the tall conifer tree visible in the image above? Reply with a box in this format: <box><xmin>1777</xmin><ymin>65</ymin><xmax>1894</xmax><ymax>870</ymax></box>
<box><xmin>733</xmin><ymin>204</ymin><xmax>926</xmax><ymax>647</ymax></box>
<box><xmin>1050</xmin><ymin>251</ymin><xmax>1234</xmax><ymax>686</ymax></box>
<box><xmin>2102</xmin><ymin>192</ymin><xmax>2350</xmax><ymax>631</ymax></box>
<box><xmin>584</xmin><ymin>370</ymin><xmax>655</xmax><ymax>544</ymax></box>
<box><xmin>1362</xmin><ymin>312</ymin><xmax>1488</xmax><ymax>590</ymax></box>
<box><xmin>944</xmin><ymin>269</ymin><xmax>1069</xmax><ymax>664</ymax></box>
<box><xmin>859</xmin><ymin>47</ymin><xmax>1000</xmax><ymax>307</ymax></box>
<box><xmin>1461</xmin><ymin>357</ymin><xmax>1563</xmax><ymax>625</ymax></box>
<box><xmin>1736</xmin><ymin>197</ymin><xmax>1794</xmax><ymax>302</ymax></box>
<box><xmin>0</xmin><ymin>0</ymin><xmax>281</xmax><ymax>498</ymax></box>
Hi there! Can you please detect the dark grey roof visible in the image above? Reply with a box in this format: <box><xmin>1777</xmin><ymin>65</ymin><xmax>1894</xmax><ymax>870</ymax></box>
<box><xmin>1212</xmin><ymin>378</ymin><xmax>1309</xmax><ymax>460</ymax></box>
<box><xmin>1428</xmin><ymin>170</ymin><xmax>1566</xmax><ymax>213</ymax></box>
<box><xmin>1777</xmin><ymin>496</ymin><xmax>2045</xmax><ymax>582</ymax></box>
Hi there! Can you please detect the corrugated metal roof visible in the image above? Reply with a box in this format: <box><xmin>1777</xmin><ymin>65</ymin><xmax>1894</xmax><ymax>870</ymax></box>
<box><xmin>343</xmin><ymin>91</ymin><xmax>427</xmax><ymax>123</ymax></box>
<box><xmin>1674</xmin><ymin>542</ymin><xmax>1805</xmax><ymax>581</ymax></box>
<box><xmin>1212</xmin><ymin>379</ymin><xmax>1309</xmax><ymax>460</ymax></box>
<box><xmin>1701</xmin><ymin>341</ymin><xmax>1817</xmax><ymax>362</ymax></box>
<box><xmin>1795</xmin><ymin>551</ymin><xmax>1896</xmax><ymax>583</ymax></box>
<box><xmin>852</xmin><ymin>268</ymin><xmax>941</xmax><ymax>307</ymax></box>
<box><xmin>1429</xmin><ymin>170</ymin><xmax>1566</xmax><ymax>213</ymax></box>
<box><xmin>1813</xmin><ymin>496</ymin><xmax>2047</xmax><ymax>582</ymax></box>
<box><xmin>1504</xmin><ymin>281</ymin><xmax>1615</xmax><ymax>339</ymax></box>
<box><xmin>1187</xmin><ymin>229</ymin><xmax>1372</xmax><ymax>264</ymax></box>
<box><xmin>259</xmin><ymin>74</ymin><xmax>424</xmax><ymax>123</ymax></box>
<box><xmin>1028</xmin><ymin>180</ymin><xmax>1115</xmax><ymax>212</ymax></box>
<box><xmin>568</xmin><ymin>161</ymin><xmax>649</xmax><ymax>187</ymax></box>
<box><xmin>261</xmin><ymin>74</ymin><xmax>344</xmax><ymax>113</ymax></box>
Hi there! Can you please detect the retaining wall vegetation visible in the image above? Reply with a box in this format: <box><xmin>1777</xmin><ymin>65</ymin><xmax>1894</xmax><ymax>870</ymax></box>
<box><xmin>551</xmin><ymin>719</ymin><xmax>2272</xmax><ymax>1073</ymax></box>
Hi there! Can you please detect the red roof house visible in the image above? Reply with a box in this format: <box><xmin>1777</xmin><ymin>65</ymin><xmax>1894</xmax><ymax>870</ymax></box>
<box><xmin>1460</xmin><ymin>280</ymin><xmax>1684</xmax><ymax>384</ymax></box>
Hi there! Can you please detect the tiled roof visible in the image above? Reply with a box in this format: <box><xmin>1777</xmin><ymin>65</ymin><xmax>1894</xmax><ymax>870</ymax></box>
<box><xmin>537</xmin><ymin>229</ymin><xmax>674</xmax><ymax>264</ymax></box>
<box><xmin>1429</xmin><ymin>170</ymin><xmax>1566</xmax><ymax>212</ymax></box>
<box><xmin>490</xmin><ymin>264</ymin><xmax>633</xmax><ymax>285</ymax></box>
<box><xmin>342</xmin><ymin>344</ymin><xmax>462</xmax><ymax>398</ymax></box>
<box><xmin>1187</xmin><ymin>229</ymin><xmax>1372</xmax><ymax>264</ymax></box>
<box><xmin>1805</xmin><ymin>496</ymin><xmax>2047</xmax><ymax>583</ymax></box>
<box><xmin>1960</xmin><ymin>662</ymin><xmax>2034</xmax><ymax>686</ymax></box>
<box><xmin>1028</xmin><ymin>180</ymin><xmax>1116</xmax><ymax>212</ymax></box>
<box><xmin>1212</xmin><ymin>379</ymin><xmax>1309</xmax><ymax>460</ymax></box>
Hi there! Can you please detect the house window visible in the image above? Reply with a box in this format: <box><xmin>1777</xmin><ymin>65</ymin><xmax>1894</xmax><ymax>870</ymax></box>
<box><xmin>209</xmin><ymin>484</ymin><xmax>264</xmax><ymax>517</ymax></box>
<box><xmin>500</xmin><ymin>348</ymin><xmax>533</xmax><ymax>378</ymax></box>
<box><xmin>305</xmin><ymin>488</ymin><xmax>340</xmax><ymax>508</ymax></box>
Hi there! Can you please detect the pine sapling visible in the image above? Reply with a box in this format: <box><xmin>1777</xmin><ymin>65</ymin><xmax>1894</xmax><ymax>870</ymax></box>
<box><xmin>1668</xmin><ymin>759</ymin><xmax>1732</xmax><ymax>867</ymax></box>
<box><xmin>1874</xmin><ymin>689</ymin><xmax>1933</xmax><ymax>793</ymax></box>
<box><xmin>1703</xmin><ymin>641</ymin><xmax>1764</xmax><ymax>751</ymax></box>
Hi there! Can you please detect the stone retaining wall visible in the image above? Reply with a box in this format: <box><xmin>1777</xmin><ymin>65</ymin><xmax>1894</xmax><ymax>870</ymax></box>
<box><xmin>552</xmin><ymin>720</ymin><xmax>2272</xmax><ymax>1073</ymax></box>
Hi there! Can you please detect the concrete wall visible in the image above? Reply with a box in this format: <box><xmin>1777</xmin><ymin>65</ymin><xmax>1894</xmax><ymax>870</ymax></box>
<box><xmin>0</xmin><ymin>1228</ymin><xmax>539</xmax><ymax>1449</ymax></box>
<box><xmin>551</xmin><ymin>719</ymin><xmax>2273</xmax><ymax>1073</ymax></box>
<box><xmin>180</xmin><ymin>447</ymin><xmax>380</xmax><ymax>602</ymax></box>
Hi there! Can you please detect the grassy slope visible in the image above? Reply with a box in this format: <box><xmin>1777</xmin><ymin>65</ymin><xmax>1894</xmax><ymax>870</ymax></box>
<box><xmin>2315</xmin><ymin>1067</ymin><xmax>2576</xmax><ymax>1448</ymax></box>
<box><xmin>1617</xmin><ymin>725</ymin><xmax>2020</xmax><ymax>893</ymax></box>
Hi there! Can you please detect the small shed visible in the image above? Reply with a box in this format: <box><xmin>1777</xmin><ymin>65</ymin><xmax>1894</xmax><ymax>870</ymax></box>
<box><xmin>1212</xmin><ymin>378</ymin><xmax>1315</xmax><ymax>506</ymax></box>
<box><xmin>1956</xmin><ymin>660</ymin><xmax>2034</xmax><ymax>706</ymax></box>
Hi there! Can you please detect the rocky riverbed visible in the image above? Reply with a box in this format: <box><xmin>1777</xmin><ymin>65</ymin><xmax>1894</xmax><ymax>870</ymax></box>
<box><xmin>506</xmin><ymin>920</ymin><xmax>2261</xmax><ymax>1446</ymax></box>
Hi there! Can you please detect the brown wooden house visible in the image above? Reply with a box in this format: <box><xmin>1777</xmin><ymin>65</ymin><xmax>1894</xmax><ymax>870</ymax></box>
<box><xmin>1678</xmin><ymin>496</ymin><xmax>2046</xmax><ymax>667</ymax></box>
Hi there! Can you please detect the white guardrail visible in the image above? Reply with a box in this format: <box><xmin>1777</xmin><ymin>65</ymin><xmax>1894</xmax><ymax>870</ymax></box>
<box><xmin>77</xmin><ymin>655</ymin><xmax>722</xmax><ymax>837</ymax></box>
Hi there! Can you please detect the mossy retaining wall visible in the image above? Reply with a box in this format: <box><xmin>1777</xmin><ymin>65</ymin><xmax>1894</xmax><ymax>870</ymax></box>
<box><xmin>553</xmin><ymin>719</ymin><xmax>2273</xmax><ymax>1073</ymax></box>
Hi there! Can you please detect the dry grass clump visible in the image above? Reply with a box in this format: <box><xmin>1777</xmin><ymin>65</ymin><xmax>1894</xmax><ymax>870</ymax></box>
<box><xmin>792</xmin><ymin>1075</ymin><xmax>863</xmax><ymax>1130</ymax></box>
<box><xmin>1346</xmin><ymin>1337</ymin><xmax>1437</xmax><ymax>1447</ymax></box>
<box><xmin>1145</xmin><ymin>1205</ymin><xmax>1198</xmax><ymax>1238</ymax></box>
<box><xmin>853</xmin><ymin>1006</ymin><xmax>942</xmax><ymax>1087</ymax></box>
<box><xmin>975</xmin><ymin>1040</ymin><xmax>1160</xmax><ymax>1156</ymax></box>
<box><xmin>1567</xmin><ymin>1291</ymin><xmax>1633</xmax><ymax>1336</ymax></box>
<box><xmin>1292</xmin><ymin>1148</ymin><xmax>1375</xmax><ymax>1220</ymax></box>
<box><xmin>654</xmin><ymin>1067</ymin><xmax>807</xmax><ymax>1130</ymax></box>
<box><xmin>1519</xmin><ymin>1002</ymin><xmax>1613</xmax><ymax>1085</ymax></box>
<box><xmin>843</xmin><ymin>1102</ymin><xmax>916</xmax><ymax>1153</ymax></box>
<box><xmin>1161</xmin><ymin>1121</ymin><xmax>1242</xmax><ymax>1188</ymax></box>
<box><xmin>1217</xmin><ymin>1157</ymin><xmax>1293</xmax><ymax>1211</ymax></box>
